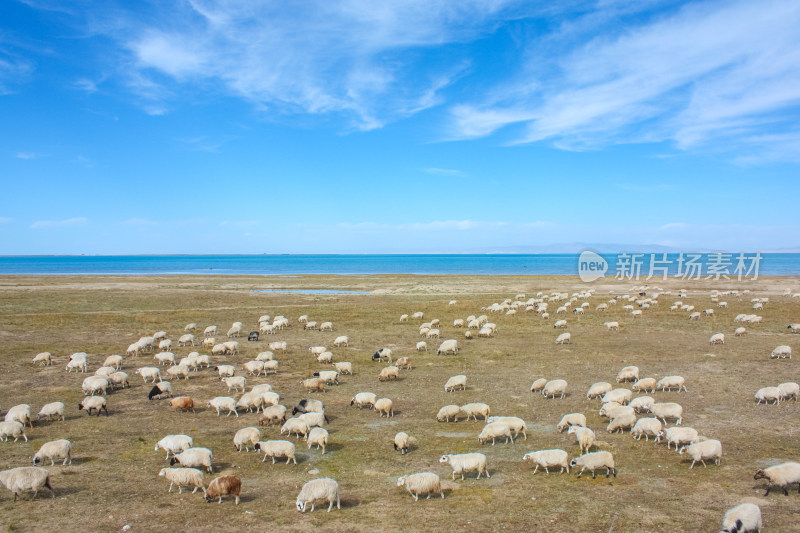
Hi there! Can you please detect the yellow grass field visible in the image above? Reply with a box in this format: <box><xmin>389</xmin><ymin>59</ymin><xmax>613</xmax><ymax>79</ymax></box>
<box><xmin>0</xmin><ymin>274</ymin><xmax>798</xmax><ymax>532</ymax></box>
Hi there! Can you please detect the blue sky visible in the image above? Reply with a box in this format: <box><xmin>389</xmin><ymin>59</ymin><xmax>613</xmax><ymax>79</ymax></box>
<box><xmin>1</xmin><ymin>0</ymin><xmax>799</xmax><ymax>254</ymax></box>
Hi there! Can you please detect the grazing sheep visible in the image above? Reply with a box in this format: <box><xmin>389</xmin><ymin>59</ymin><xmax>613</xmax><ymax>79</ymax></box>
<box><xmin>309</xmin><ymin>346</ymin><xmax>327</xmax><ymax>356</ymax></box>
<box><xmin>233</xmin><ymin>427</ymin><xmax>261</xmax><ymax>452</ymax></box>
<box><xmin>656</xmin><ymin>376</ymin><xmax>687</xmax><ymax>392</ymax></box>
<box><xmin>94</xmin><ymin>366</ymin><xmax>115</xmax><ymax>377</ymax></box>
<box><xmin>155</xmin><ymin>434</ymin><xmax>193</xmax><ymax>459</ymax></box>
<box><xmin>0</xmin><ymin>421</ymin><xmax>27</xmax><ymax>442</ymax></box>
<box><xmin>460</xmin><ymin>403</ymin><xmax>491</xmax><ymax>422</ymax></box>
<box><xmin>437</xmin><ymin>339</ymin><xmax>459</xmax><ymax>355</ymax></box>
<box><xmin>281</xmin><ymin>418</ymin><xmax>310</xmax><ymax>439</ymax></box>
<box><xmin>302</xmin><ymin>378</ymin><xmax>326</xmax><ymax>393</ymax></box>
<box><xmin>599</xmin><ymin>403</ymin><xmax>628</xmax><ymax>418</ymax></box>
<box><xmin>586</xmin><ymin>382</ymin><xmax>612</xmax><ymax>399</ymax></box>
<box><xmin>394</xmin><ymin>432</ymin><xmax>410</xmax><ymax>454</ymax></box>
<box><xmin>607</xmin><ymin>412</ymin><xmax>637</xmax><ymax>433</ymax></box>
<box><xmin>148</xmin><ymin>381</ymin><xmax>173</xmax><ymax>400</ymax></box>
<box><xmin>169</xmin><ymin>397</ymin><xmax>195</xmax><ymax>413</ymax></box>
<box><xmin>375</xmin><ymin>398</ymin><xmax>394</xmax><ymax>417</ymax></box>
<box><xmin>259</xmin><ymin>405</ymin><xmax>288</xmax><ymax>426</ymax></box>
<box><xmin>103</xmin><ymin>354</ymin><xmax>124</xmax><ymax>370</ymax></box>
<box><xmin>755</xmin><ymin>387</ymin><xmax>781</xmax><ymax>405</ymax></box>
<box><xmin>222</xmin><ymin>376</ymin><xmax>246</xmax><ymax>393</ymax></box>
<box><xmin>164</xmin><ymin>364</ymin><xmax>188</xmax><ymax>381</ymax></box>
<box><xmin>523</xmin><ymin>449</ymin><xmax>570</xmax><ymax>475</ymax></box>
<box><xmin>557</xmin><ymin>413</ymin><xmax>586</xmax><ymax>432</ymax></box>
<box><xmin>307</xmin><ymin>427</ymin><xmax>329</xmax><ymax>454</ymax></box>
<box><xmin>788</xmin><ymin>323</ymin><xmax>800</xmax><ymax>333</ymax></box>
<box><xmin>411</xmin><ymin>311</ymin><xmax>424</xmax><ymax>319</ymax></box>
<box><xmin>679</xmin><ymin>439</ymin><xmax>722</xmax><ymax>468</ymax></box>
<box><xmin>453</xmin><ymin>319</ymin><xmax>464</xmax><ymax>328</ymax></box>
<box><xmin>720</xmin><ymin>502</ymin><xmax>762</xmax><ymax>533</ymax></box>
<box><xmin>437</xmin><ymin>404</ymin><xmax>462</xmax><ymax>422</ymax></box>
<box><xmin>158</xmin><ymin>339</ymin><xmax>173</xmax><ymax>351</ymax></box>
<box><xmin>487</xmin><ymin>416</ymin><xmax>526</xmax><ymax>439</ymax></box>
<box><xmin>735</xmin><ymin>327</ymin><xmax>747</xmax><ymax>336</ymax></box>
<box><xmin>689</xmin><ymin>311</ymin><xmax>701</xmax><ymax>320</ymax></box>
<box><xmin>330</xmin><ymin>361</ymin><xmax>352</xmax><ymax>376</ymax></box>
<box><xmin>416</xmin><ymin>341</ymin><xmax>428</xmax><ymax>353</ymax></box>
<box><xmin>293</xmin><ymin>398</ymin><xmax>325</xmax><ymax>416</ymax></box>
<box><xmin>397</xmin><ymin>473</ymin><xmax>443</xmax><ymax>501</ymax></box>
<box><xmin>170</xmin><ymin>447</ymin><xmax>213</xmax><ymax>473</ymax></box>
<box><xmin>709</xmin><ymin>333</ymin><xmax>725</xmax><ymax>345</ymax></box>
<box><xmin>632</xmin><ymin>378</ymin><xmax>657</xmax><ymax>393</ymax></box>
<box><xmin>616</xmin><ymin>366</ymin><xmax>639</xmax><ymax>383</ymax></box>
<box><xmin>66</xmin><ymin>358</ymin><xmax>87</xmax><ymax>373</ymax></box>
<box><xmin>178</xmin><ymin>334</ymin><xmax>195</xmax><ymax>347</ymax></box>
<box><xmin>754</xmin><ymin>462</ymin><xmax>800</xmax><ymax>496</ymax></box>
<box><xmin>268</xmin><ymin>341</ymin><xmax>288</xmax><ymax>352</ymax></box>
<box><xmin>32</xmin><ymin>352</ymin><xmax>52</xmax><ymax>366</ymax></box>
<box><xmin>78</xmin><ymin>396</ymin><xmax>108</xmax><ymax>416</ymax></box>
<box><xmin>570</xmin><ymin>451</ymin><xmax>616</xmax><ymax>479</ymax></box>
<box><xmin>255</xmin><ymin>440</ymin><xmax>297</xmax><ymax>464</ymax></box>
<box><xmin>0</xmin><ymin>467</ymin><xmax>54</xmax><ymax>501</ymax></box>
<box><xmin>445</xmin><ymin>374</ymin><xmax>467</xmax><ymax>392</ymax></box>
<box><xmin>36</xmin><ymin>402</ymin><xmax>65</xmax><ymax>422</ymax></box>
<box><xmin>568</xmin><ymin>426</ymin><xmax>595</xmax><ymax>454</ymax></box>
<box><xmin>351</xmin><ymin>392</ymin><xmax>377</xmax><ymax>409</ymax></box>
<box><xmin>542</xmin><ymin>379</ymin><xmax>567</xmax><ymax>399</ymax></box>
<box><xmin>32</xmin><ymin>439</ymin><xmax>72</xmax><ymax>466</ymax></box>
<box><xmin>478</xmin><ymin>421</ymin><xmax>514</xmax><ymax>445</ymax></box>
<box><xmin>771</xmin><ymin>345</ymin><xmax>792</xmax><ymax>359</ymax></box>
<box><xmin>554</xmin><ymin>319</ymin><xmax>567</xmax><ymax>329</ymax></box>
<box><xmin>207</xmin><ymin>397</ymin><xmax>238</xmax><ymax>417</ymax></box>
<box><xmin>81</xmin><ymin>376</ymin><xmax>109</xmax><ymax>396</ymax></box>
<box><xmin>603</xmin><ymin>321</ymin><xmax>620</xmax><ymax>332</ymax></box>
<box><xmin>440</xmin><ymin>453</ymin><xmax>489</xmax><ymax>480</ymax></box>
<box><xmin>372</xmin><ymin>348</ymin><xmax>393</xmax><ymax>363</ymax></box>
<box><xmin>778</xmin><ymin>382</ymin><xmax>799</xmax><ymax>401</ymax></box>
<box><xmin>298</xmin><ymin>411</ymin><xmax>327</xmax><ymax>428</ymax></box>
<box><xmin>650</xmin><ymin>402</ymin><xmax>683</xmax><ymax>425</ymax></box>
<box><xmin>630</xmin><ymin>396</ymin><xmax>655</xmax><ymax>413</ymax></box>
<box><xmin>333</xmin><ymin>335</ymin><xmax>348</xmax><ymax>347</ymax></box>
<box><xmin>296</xmin><ymin>478</ymin><xmax>340</xmax><ymax>512</ymax></box>
<box><xmin>464</xmin><ymin>330</ymin><xmax>473</xmax><ymax>339</ymax></box>
<box><xmin>530</xmin><ymin>378</ymin><xmax>547</xmax><ymax>393</ymax></box>
<box><xmin>656</xmin><ymin>427</ymin><xmax>700</xmax><ymax>450</ymax></box>
<box><xmin>243</xmin><ymin>360</ymin><xmax>266</xmax><ymax>376</ymax></box>
<box><xmin>555</xmin><ymin>332</ymin><xmax>571</xmax><ymax>344</ymax></box>
<box><xmin>5</xmin><ymin>405</ymin><xmax>32</xmax><ymax>428</ymax></box>
<box><xmin>399</xmin><ymin>314</ymin><xmax>409</xmax><ymax>322</ymax></box>
<box><xmin>158</xmin><ymin>467</ymin><xmax>205</xmax><ymax>494</ymax></box>
<box><xmin>136</xmin><ymin>367</ymin><xmax>162</xmax><ymax>383</ymax></box>
<box><xmin>631</xmin><ymin>418</ymin><xmax>663</xmax><ymax>441</ymax></box>
<box><xmin>395</xmin><ymin>357</ymin><xmax>412</xmax><ymax>370</ymax></box>
<box><xmin>304</xmin><ymin>321</ymin><xmax>318</xmax><ymax>331</ymax></box>
<box><xmin>602</xmin><ymin>389</ymin><xmax>632</xmax><ymax>405</ymax></box>
<box><xmin>204</xmin><ymin>475</ymin><xmax>241</xmax><ymax>505</ymax></box>
<box><xmin>379</xmin><ymin>366</ymin><xmax>400</xmax><ymax>382</ymax></box>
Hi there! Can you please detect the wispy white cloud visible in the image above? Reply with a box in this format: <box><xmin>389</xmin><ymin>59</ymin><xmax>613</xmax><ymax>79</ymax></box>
<box><xmin>73</xmin><ymin>77</ymin><xmax>100</xmax><ymax>93</ymax></box>
<box><xmin>0</xmin><ymin>217</ymin><xmax>12</xmax><ymax>224</ymax></box>
<box><xmin>16</xmin><ymin>152</ymin><xmax>46</xmax><ymax>160</ymax></box>
<box><xmin>30</xmin><ymin>217</ymin><xmax>88</xmax><ymax>229</ymax></box>
<box><xmin>423</xmin><ymin>167</ymin><xmax>466</xmax><ymax>177</ymax></box>
<box><xmin>178</xmin><ymin>135</ymin><xmax>236</xmax><ymax>153</ymax></box>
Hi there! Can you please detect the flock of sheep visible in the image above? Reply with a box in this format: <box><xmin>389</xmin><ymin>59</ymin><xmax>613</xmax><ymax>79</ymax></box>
<box><xmin>2</xmin><ymin>283</ymin><xmax>800</xmax><ymax>532</ymax></box>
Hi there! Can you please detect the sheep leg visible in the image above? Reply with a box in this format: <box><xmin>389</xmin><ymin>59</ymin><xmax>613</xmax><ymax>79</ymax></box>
<box><xmin>690</xmin><ymin>460</ymin><xmax>696</xmax><ymax>469</ymax></box>
<box><xmin>178</xmin><ymin>485</ymin><xmax>183</xmax><ymax>494</ymax></box>
<box><xmin>168</xmin><ymin>482</ymin><xmax>174</xmax><ymax>492</ymax></box>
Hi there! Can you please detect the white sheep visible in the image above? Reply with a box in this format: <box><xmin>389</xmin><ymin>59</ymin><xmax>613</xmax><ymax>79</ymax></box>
<box><xmin>445</xmin><ymin>374</ymin><xmax>467</xmax><ymax>392</ymax></box>
<box><xmin>136</xmin><ymin>367</ymin><xmax>162</xmax><ymax>383</ymax></box>
<box><xmin>351</xmin><ymin>392</ymin><xmax>377</xmax><ymax>409</ymax></box>
<box><xmin>460</xmin><ymin>403</ymin><xmax>490</xmax><ymax>422</ymax></box>
<box><xmin>709</xmin><ymin>333</ymin><xmax>725</xmax><ymax>345</ymax></box>
<box><xmin>103</xmin><ymin>355</ymin><xmax>123</xmax><ymax>369</ymax></box>
<box><xmin>478</xmin><ymin>421</ymin><xmax>514</xmax><ymax>445</ymax></box>
<box><xmin>258</xmin><ymin>404</ymin><xmax>287</xmax><ymax>426</ymax></box>
<box><xmin>296</xmin><ymin>478</ymin><xmax>340</xmax><ymax>512</ymax></box>
<box><xmin>158</xmin><ymin>467</ymin><xmax>205</xmax><ymax>494</ymax></box>
<box><xmin>394</xmin><ymin>432</ymin><xmax>410</xmax><ymax>454</ymax></box>
<box><xmin>166</xmin><ymin>365</ymin><xmax>189</xmax><ymax>381</ymax></box>
<box><xmin>616</xmin><ymin>366</ymin><xmax>639</xmax><ymax>383</ymax></box>
<box><xmin>32</xmin><ymin>352</ymin><xmax>52</xmax><ymax>366</ymax></box>
<box><xmin>542</xmin><ymin>379</ymin><xmax>567</xmax><ymax>399</ymax></box>
<box><xmin>487</xmin><ymin>416</ymin><xmax>526</xmax><ymax>439</ymax></box>
<box><xmin>233</xmin><ymin>427</ymin><xmax>261</xmax><ymax>452</ymax></box>
<box><xmin>755</xmin><ymin>387</ymin><xmax>781</xmax><ymax>405</ymax></box>
<box><xmin>436</xmin><ymin>339</ymin><xmax>458</xmax><ymax>355</ymax></box>
<box><xmin>436</xmin><ymin>405</ymin><xmax>461</xmax><ymax>422</ymax></box>
<box><xmin>440</xmin><ymin>453</ymin><xmax>489</xmax><ymax>480</ymax></box>
<box><xmin>207</xmin><ymin>397</ymin><xmax>238</xmax><ymax>417</ymax></box>
<box><xmin>66</xmin><ymin>358</ymin><xmax>87</xmax><ymax>373</ymax></box>
<box><xmin>555</xmin><ymin>332</ymin><xmax>571</xmax><ymax>344</ymax></box>
<box><xmin>33</xmin><ymin>439</ymin><xmax>72</xmax><ymax>466</ymax></box>
<box><xmin>155</xmin><ymin>434</ymin><xmax>194</xmax><ymax>459</ymax></box>
<box><xmin>78</xmin><ymin>396</ymin><xmax>108</xmax><ymax>416</ymax></box>
<box><xmin>333</xmin><ymin>335</ymin><xmax>348</xmax><ymax>347</ymax></box>
<box><xmin>268</xmin><ymin>340</ymin><xmax>288</xmax><ymax>352</ymax></box>
<box><xmin>375</xmin><ymin>398</ymin><xmax>394</xmax><ymax>417</ymax></box>
<box><xmin>523</xmin><ymin>449</ymin><xmax>570</xmax><ymax>475</ymax></box>
<box><xmin>601</xmin><ymin>389</ymin><xmax>632</xmax><ymax>405</ymax></box>
<box><xmin>734</xmin><ymin>327</ymin><xmax>747</xmax><ymax>336</ymax></box>
<box><xmin>255</xmin><ymin>440</ymin><xmax>297</xmax><ymax>464</ymax></box>
<box><xmin>630</xmin><ymin>396</ymin><xmax>655</xmax><ymax>413</ymax></box>
<box><xmin>416</xmin><ymin>341</ymin><xmax>427</xmax><ymax>352</ymax></box>
<box><xmin>754</xmin><ymin>462</ymin><xmax>800</xmax><ymax>496</ymax></box>
<box><xmin>36</xmin><ymin>402</ymin><xmax>65</xmax><ymax>422</ymax></box>
<box><xmin>280</xmin><ymin>418</ymin><xmax>310</xmax><ymax>439</ymax></box>
<box><xmin>307</xmin><ymin>427</ymin><xmax>329</xmax><ymax>454</ymax></box>
<box><xmin>778</xmin><ymin>382</ymin><xmax>799</xmax><ymax>401</ymax></box>
<box><xmin>606</xmin><ymin>412</ymin><xmax>637</xmax><ymax>433</ymax></box>
<box><xmin>530</xmin><ymin>378</ymin><xmax>547</xmax><ymax>393</ymax></box>
<box><xmin>586</xmin><ymin>382</ymin><xmax>612</xmax><ymax>399</ymax></box>
<box><xmin>656</xmin><ymin>427</ymin><xmax>699</xmax><ymax>450</ymax></box>
<box><xmin>649</xmin><ymin>402</ymin><xmax>683</xmax><ymax>425</ymax></box>
<box><xmin>399</xmin><ymin>314</ymin><xmax>409</xmax><ymax>322</ymax></box>
<box><xmin>557</xmin><ymin>413</ymin><xmax>586</xmax><ymax>432</ymax></box>
<box><xmin>170</xmin><ymin>447</ymin><xmax>213</xmax><ymax>473</ymax></box>
<box><xmin>0</xmin><ymin>421</ymin><xmax>27</xmax><ymax>442</ymax></box>
<box><xmin>81</xmin><ymin>376</ymin><xmax>109</xmax><ymax>396</ymax></box>
<box><xmin>5</xmin><ymin>404</ymin><xmax>32</xmax><ymax>428</ymax></box>
<box><xmin>215</xmin><ymin>365</ymin><xmax>236</xmax><ymax>379</ymax></box>
<box><xmin>204</xmin><ymin>325</ymin><xmax>217</xmax><ymax>337</ymax></box>
<box><xmin>554</xmin><ymin>319</ymin><xmax>567</xmax><ymax>329</ymax></box>
<box><xmin>567</xmin><ymin>426</ymin><xmax>595</xmax><ymax>454</ymax></box>
<box><xmin>397</xmin><ymin>473</ymin><xmax>443</xmax><ymax>501</ymax></box>
<box><xmin>720</xmin><ymin>502</ymin><xmax>762</xmax><ymax>533</ymax></box>
<box><xmin>656</xmin><ymin>375</ymin><xmax>687</xmax><ymax>392</ymax></box>
<box><xmin>178</xmin><ymin>334</ymin><xmax>195</xmax><ymax>347</ymax></box>
<box><xmin>771</xmin><ymin>345</ymin><xmax>792</xmax><ymax>359</ymax></box>
<box><xmin>299</xmin><ymin>412</ymin><xmax>327</xmax><ymax>428</ymax></box>
<box><xmin>0</xmin><ymin>467</ymin><xmax>54</xmax><ymax>501</ymax></box>
<box><xmin>222</xmin><ymin>376</ymin><xmax>246</xmax><ymax>393</ymax></box>
<box><xmin>570</xmin><ymin>451</ymin><xmax>616</xmax><ymax>479</ymax></box>
<box><xmin>632</xmin><ymin>378</ymin><xmax>656</xmax><ymax>393</ymax></box>
<box><xmin>679</xmin><ymin>439</ymin><xmax>722</xmax><ymax>468</ymax></box>
<box><xmin>630</xmin><ymin>417</ymin><xmax>663</xmax><ymax>441</ymax></box>
<box><xmin>379</xmin><ymin>366</ymin><xmax>400</xmax><ymax>382</ymax></box>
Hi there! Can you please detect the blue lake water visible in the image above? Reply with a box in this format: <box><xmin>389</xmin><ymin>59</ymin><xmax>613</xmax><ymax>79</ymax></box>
<box><xmin>0</xmin><ymin>253</ymin><xmax>798</xmax><ymax>276</ymax></box>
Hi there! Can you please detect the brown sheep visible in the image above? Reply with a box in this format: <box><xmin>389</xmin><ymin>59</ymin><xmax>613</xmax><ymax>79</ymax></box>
<box><xmin>170</xmin><ymin>396</ymin><xmax>195</xmax><ymax>413</ymax></box>
<box><xmin>302</xmin><ymin>378</ymin><xmax>326</xmax><ymax>393</ymax></box>
<box><xmin>204</xmin><ymin>475</ymin><xmax>241</xmax><ymax>505</ymax></box>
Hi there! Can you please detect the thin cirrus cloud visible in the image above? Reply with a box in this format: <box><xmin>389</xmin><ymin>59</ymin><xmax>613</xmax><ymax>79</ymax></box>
<box><xmin>30</xmin><ymin>217</ymin><xmax>88</xmax><ymax>229</ymax></box>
